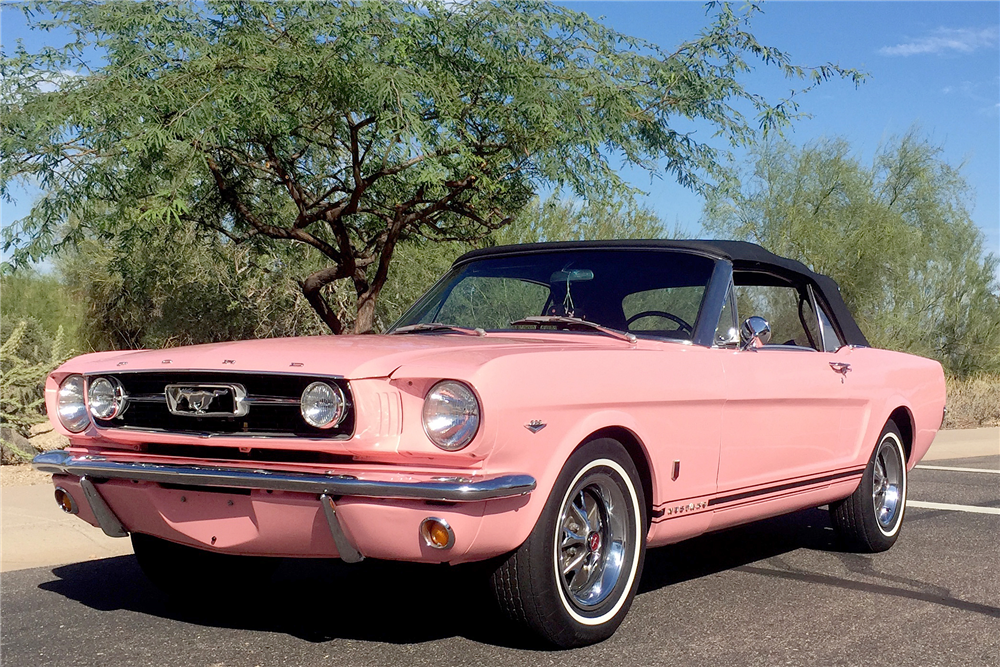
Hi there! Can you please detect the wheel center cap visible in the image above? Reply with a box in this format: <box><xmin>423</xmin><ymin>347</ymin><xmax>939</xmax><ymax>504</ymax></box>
<box><xmin>587</xmin><ymin>531</ymin><xmax>601</xmax><ymax>552</ymax></box>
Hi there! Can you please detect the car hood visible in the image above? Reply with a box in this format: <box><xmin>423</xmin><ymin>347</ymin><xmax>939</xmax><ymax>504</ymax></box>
<box><xmin>57</xmin><ymin>333</ymin><xmax>633</xmax><ymax>380</ymax></box>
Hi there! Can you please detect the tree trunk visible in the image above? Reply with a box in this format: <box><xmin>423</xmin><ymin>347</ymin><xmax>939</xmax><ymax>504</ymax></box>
<box><xmin>301</xmin><ymin>268</ymin><xmax>346</xmax><ymax>335</ymax></box>
<box><xmin>353</xmin><ymin>296</ymin><xmax>378</xmax><ymax>334</ymax></box>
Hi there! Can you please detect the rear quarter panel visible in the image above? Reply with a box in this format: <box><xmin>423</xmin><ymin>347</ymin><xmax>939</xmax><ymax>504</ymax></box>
<box><xmin>844</xmin><ymin>347</ymin><xmax>946</xmax><ymax>468</ymax></box>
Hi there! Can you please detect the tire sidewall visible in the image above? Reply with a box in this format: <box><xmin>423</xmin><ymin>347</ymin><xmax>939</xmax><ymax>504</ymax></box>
<box><xmin>869</xmin><ymin>428</ymin><xmax>907</xmax><ymax>539</ymax></box>
<box><xmin>551</xmin><ymin>457</ymin><xmax>644</xmax><ymax>626</ymax></box>
<box><xmin>528</xmin><ymin>438</ymin><xmax>647</xmax><ymax>643</ymax></box>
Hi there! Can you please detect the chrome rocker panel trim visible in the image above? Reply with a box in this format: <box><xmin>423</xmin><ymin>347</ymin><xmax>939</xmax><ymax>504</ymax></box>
<box><xmin>32</xmin><ymin>450</ymin><xmax>537</xmax><ymax>502</ymax></box>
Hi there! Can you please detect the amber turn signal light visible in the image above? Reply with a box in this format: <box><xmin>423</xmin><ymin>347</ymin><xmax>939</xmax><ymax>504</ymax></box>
<box><xmin>54</xmin><ymin>487</ymin><xmax>78</xmax><ymax>514</ymax></box>
<box><xmin>420</xmin><ymin>517</ymin><xmax>454</xmax><ymax>550</ymax></box>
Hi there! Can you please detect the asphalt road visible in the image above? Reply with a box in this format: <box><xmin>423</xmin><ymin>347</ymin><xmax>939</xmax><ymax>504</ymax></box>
<box><xmin>2</xmin><ymin>454</ymin><xmax>997</xmax><ymax>667</ymax></box>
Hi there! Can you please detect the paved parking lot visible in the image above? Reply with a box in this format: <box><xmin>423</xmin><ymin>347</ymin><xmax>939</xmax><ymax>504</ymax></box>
<box><xmin>2</xmin><ymin>453</ymin><xmax>997</xmax><ymax>667</ymax></box>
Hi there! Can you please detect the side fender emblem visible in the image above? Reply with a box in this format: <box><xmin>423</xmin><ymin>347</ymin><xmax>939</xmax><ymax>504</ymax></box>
<box><xmin>525</xmin><ymin>420</ymin><xmax>546</xmax><ymax>434</ymax></box>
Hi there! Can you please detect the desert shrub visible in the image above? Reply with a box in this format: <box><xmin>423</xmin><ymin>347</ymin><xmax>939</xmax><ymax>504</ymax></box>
<box><xmin>943</xmin><ymin>374</ymin><xmax>1000</xmax><ymax>429</ymax></box>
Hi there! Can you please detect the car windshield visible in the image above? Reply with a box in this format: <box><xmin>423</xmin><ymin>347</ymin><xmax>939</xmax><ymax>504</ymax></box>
<box><xmin>389</xmin><ymin>249</ymin><xmax>717</xmax><ymax>341</ymax></box>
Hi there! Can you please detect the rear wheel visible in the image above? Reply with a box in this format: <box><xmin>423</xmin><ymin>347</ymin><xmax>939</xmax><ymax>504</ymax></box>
<box><xmin>490</xmin><ymin>438</ymin><xmax>646</xmax><ymax>648</ymax></box>
<box><xmin>132</xmin><ymin>533</ymin><xmax>279</xmax><ymax>598</ymax></box>
<box><xmin>830</xmin><ymin>420</ymin><xmax>907</xmax><ymax>552</ymax></box>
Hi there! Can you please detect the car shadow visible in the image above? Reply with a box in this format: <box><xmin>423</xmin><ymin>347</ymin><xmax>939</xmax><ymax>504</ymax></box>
<box><xmin>639</xmin><ymin>506</ymin><xmax>842</xmax><ymax>592</ymax></box>
<box><xmin>38</xmin><ymin>507</ymin><xmax>849</xmax><ymax>648</ymax></box>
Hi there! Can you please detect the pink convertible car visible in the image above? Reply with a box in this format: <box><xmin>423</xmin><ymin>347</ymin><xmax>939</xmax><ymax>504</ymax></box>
<box><xmin>34</xmin><ymin>240</ymin><xmax>946</xmax><ymax>647</ymax></box>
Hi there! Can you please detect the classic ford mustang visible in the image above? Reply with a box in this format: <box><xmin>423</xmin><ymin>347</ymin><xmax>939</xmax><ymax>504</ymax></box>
<box><xmin>34</xmin><ymin>240</ymin><xmax>946</xmax><ymax>647</ymax></box>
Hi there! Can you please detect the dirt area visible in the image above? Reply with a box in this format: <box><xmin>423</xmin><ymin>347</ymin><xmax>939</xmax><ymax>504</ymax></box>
<box><xmin>28</xmin><ymin>424</ymin><xmax>70</xmax><ymax>451</ymax></box>
<box><xmin>1</xmin><ymin>464</ymin><xmax>51</xmax><ymax>487</ymax></box>
<box><xmin>0</xmin><ymin>423</ymin><xmax>66</xmax><ymax>486</ymax></box>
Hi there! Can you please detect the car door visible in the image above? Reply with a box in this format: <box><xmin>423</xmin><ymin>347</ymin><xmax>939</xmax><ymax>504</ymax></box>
<box><xmin>715</xmin><ymin>277</ymin><xmax>872</xmax><ymax>493</ymax></box>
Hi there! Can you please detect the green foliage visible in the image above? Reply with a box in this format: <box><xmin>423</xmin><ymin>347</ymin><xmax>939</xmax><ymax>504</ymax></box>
<box><xmin>2</xmin><ymin>0</ymin><xmax>862</xmax><ymax>334</ymax></box>
<box><xmin>703</xmin><ymin>132</ymin><xmax>1000</xmax><ymax>376</ymax></box>
<box><xmin>57</xmin><ymin>221</ymin><xmax>331</xmax><ymax>350</ymax></box>
<box><xmin>0</xmin><ymin>318</ymin><xmax>71</xmax><ymax>436</ymax></box>
<box><xmin>493</xmin><ymin>195</ymin><xmax>669</xmax><ymax>245</ymax></box>
<box><xmin>0</xmin><ymin>269</ymin><xmax>83</xmax><ymax>347</ymax></box>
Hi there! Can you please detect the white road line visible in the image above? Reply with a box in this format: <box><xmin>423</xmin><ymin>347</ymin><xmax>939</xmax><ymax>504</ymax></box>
<box><xmin>915</xmin><ymin>465</ymin><xmax>1000</xmax><ymax>474</ymax></box>
<box><xmin>907</xmin><ymin>500</ymin><xmax>1000</xmax><ymax>515</ymax></box>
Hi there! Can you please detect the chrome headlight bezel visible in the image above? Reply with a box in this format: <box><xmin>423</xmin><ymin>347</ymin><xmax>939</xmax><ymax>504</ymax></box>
<box><xmin>88</xmin><ymin>376</ymin><xmax>127</xmax><ymax>420</ymax></box>
<box><xmin>300</xmin><ymin>381</ymin><xmax>347</xmax><ymax>429</ymax></box>
<box><xmin>57</xmin><ymin>374</ymin><xmax>91</xmax><ymax>433</ymax></box>
<box><xmin>421</xmin><ymin>380</ymin><xmax>481</xmax><ymax>451</ymax></box>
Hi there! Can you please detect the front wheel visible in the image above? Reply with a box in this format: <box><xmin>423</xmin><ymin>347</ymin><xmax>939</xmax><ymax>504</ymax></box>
<box><xmin>830</xmin><ymin>420</ymin><xmax>908</xmax><ymax>552</ymax></box>
<box><xmin>490</xmin><ymin>438</ymin><xmax>647</xmax><ymax>648</ymax></box>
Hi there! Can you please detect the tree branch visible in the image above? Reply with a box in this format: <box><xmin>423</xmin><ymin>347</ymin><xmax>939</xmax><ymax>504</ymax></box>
<box><xmin>203</xmin><ymin>152</ymin><xmax>342</xmax><ymax>260</ymax></box>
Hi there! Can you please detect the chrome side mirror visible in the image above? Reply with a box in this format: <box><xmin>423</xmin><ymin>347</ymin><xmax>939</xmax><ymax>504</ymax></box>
<box><xmin>740</xmin><ymin>316</ymin><xmax>771</xmax><ymax>351</ymax></box>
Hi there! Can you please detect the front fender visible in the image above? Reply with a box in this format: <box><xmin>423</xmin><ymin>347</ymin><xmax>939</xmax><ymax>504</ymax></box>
<box><xmin>470</xmin><ymin>409</ymin><xmax>654</xmax><ymax>558</ymax></box>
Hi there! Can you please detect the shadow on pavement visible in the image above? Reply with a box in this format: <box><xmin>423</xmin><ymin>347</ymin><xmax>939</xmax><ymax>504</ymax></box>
<box><xmin>639</xmin><ymin>507</ymin><xmax>842</xmax><ymax>592</ymax></box>
<box><xmin>37</xmin><ymin>507</ymin><xmax>871</xmax><ymax>647</ymax></box>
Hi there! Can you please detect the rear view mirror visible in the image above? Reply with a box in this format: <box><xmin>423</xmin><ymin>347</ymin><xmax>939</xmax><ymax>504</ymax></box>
<box><xmin>549</xmin><ymin>269</ymin><xmax>594</xmax><ymax>283</ymax></box>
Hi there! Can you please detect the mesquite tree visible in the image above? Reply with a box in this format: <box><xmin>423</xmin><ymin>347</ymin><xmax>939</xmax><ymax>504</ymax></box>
<box><xmin>2</xmin><ymin>0</ymin><xmax>861</xmax><ymax>334</ymax></box>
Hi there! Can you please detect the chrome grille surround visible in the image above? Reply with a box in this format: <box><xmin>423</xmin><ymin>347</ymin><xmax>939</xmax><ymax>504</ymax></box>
<box><xmin>84</xmin><ymin>371</ymin><xmax>354</xmax><ymax>438</ymax></box>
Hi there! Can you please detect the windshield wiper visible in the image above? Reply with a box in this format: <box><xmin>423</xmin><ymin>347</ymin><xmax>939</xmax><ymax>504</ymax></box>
<box><xmin>389</xmin><ymin>323</ymin><xmax>486</xmax><ymax>336</ymax></box>
<box><xmin>509</xmin><ymin>316</ymin><xmax>637</xmax><ymax>343</ymax></box>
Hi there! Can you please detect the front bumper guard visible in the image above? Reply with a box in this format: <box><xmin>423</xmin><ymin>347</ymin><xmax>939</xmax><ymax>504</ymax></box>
<box><xmin>33</xmin><ymin>450</ymin><xmax>537</xmax><ymax>563</ymax></box>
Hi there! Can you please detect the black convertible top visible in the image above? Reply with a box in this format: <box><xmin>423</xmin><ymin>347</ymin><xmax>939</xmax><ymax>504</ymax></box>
<box><xmin>455</xmin><ymin>240</ymin><xmax>869</xmax><ymax>346</ymax></box>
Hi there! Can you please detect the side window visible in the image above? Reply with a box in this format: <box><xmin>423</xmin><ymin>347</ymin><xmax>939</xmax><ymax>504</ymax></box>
<box><xmin>733</xmin><ymin>278</ymin><xmax>822</xmax><ymax>350</ymax></box>
<box><xmin>714</xmin><ymin>284</ymin><xmax>738</xmax><ymax>346</ymax></box>
<box><xmin>818</xmin><ymin>305</ymin><xmax>843</xmax><ymax>352</ymax></box>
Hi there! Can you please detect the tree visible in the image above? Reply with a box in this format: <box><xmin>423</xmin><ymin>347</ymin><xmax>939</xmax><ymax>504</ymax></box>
<box><xmin>703</xmin><ymin>133</ymin><xmax>1000</xmax><ymax>376</ymax></box>
<box><xmin>3</xmin><ymin>0</ymin><xmax>862</xmax><ymax>334</ymax></box>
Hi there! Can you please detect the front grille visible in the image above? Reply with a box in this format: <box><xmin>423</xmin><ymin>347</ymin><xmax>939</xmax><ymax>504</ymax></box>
<box><xmin>89</xmin><ymin>372</ymin><xmax>354</xmax><ymax>438</ymax></box>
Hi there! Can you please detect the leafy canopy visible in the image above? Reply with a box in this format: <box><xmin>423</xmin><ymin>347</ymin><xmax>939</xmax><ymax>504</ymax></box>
<box><xmin>2</xmin><ymin>0</ymin><xmax>862</xmax><ymax>333</ymax></box>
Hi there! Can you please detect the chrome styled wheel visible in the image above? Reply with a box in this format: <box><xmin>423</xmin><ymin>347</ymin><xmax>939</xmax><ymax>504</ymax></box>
<box><xmin>830</xmin><ymin>420</ymin><xmax>908</xmax><ymax>552</ymax></box>
<box><xmin>557</xmin><ymin>476</ymin><xmax>629</xmax><ymax>610</ymax></box>
<box><xmin>490</xmin><ymin>438</ymin><xmax>647</xmax><ymax>648</ymax></box>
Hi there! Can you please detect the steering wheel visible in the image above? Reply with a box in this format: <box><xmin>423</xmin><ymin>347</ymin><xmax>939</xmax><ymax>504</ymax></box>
<box><xmin>625</xmin><ymin>310</ymin><xmax>694</xmax><ymax>336</ymax></box>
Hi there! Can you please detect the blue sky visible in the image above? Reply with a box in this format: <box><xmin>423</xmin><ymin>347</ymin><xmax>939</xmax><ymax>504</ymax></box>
<box><xmin>562</xmin><ymin>1</ymin><xmax>1000</xmax><ymax>256</ymax></box>
<box><xmin>2</xmin><ymin>1</ymin><xmax>998</xmax><ymax>261</ymax></box>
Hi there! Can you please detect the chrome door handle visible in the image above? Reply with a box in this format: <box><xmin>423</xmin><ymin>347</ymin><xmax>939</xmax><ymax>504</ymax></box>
<box><xmin>829</xmin><ymin>362</ymin><xmax>852</xmax><ymax>375</ymax></box>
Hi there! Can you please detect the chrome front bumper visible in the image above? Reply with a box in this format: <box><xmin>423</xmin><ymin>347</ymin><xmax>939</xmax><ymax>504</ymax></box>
<box><xmin>32</xmin><ymin>450</ymin><xmax>536</xmax><ymax>501</ymax></box>
<box><xmin>33</xmin><ymin>450</ymin><xmax>536</xmax><ymax>563</ymax></box>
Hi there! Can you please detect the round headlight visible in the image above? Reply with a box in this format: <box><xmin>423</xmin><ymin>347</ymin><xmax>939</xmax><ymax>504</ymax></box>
<box><xmin>300</xmin><ymin>381</ymin><xmax>346</xmax><ymax>428</ymax></box>
<box><xmin>422</xmin><ymin>381</ymin><xmax>480</xmax><ymax>451</ymax></box>
<box><xmin>57</xmin><ymin>375</ymin><xmax>90</xmax><ymax>433</ymax></box>
<box><xmin>88</xmin><ymin>376</ymin><xmax>125</xmax><ymax>420</ymax></box>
